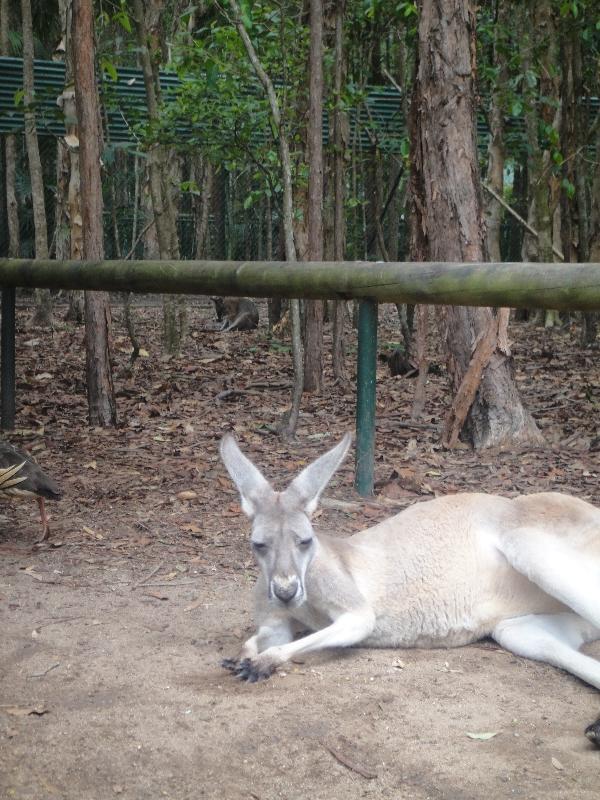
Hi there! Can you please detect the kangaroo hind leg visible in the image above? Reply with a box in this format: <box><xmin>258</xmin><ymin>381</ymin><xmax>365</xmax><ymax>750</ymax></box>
<box><xmin>498</xmin><ymin>532</ymin><xmax>600</xmax><ymax>628</ymax></box>
<box><xmin>493</xmin><ymin>613</ymin><xmax>600</xmax><ymax>689</ymax></box>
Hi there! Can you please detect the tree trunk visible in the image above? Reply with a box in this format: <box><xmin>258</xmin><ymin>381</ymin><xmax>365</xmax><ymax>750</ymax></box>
<box><xmin>21</xmin><ymin>0</ymin><xmax>52</xmax><ymax>326</ymax></box>
<box><xmin>522</xmin><ymin>1</ymin><xmax>561</xmax><ymax>328</ymax></box>
<box><xmin>1</xmin><ymin>0</ymin><xmax>19</xmax><ymax>260</ymax></box>
<box><xmin>55</xmin><ymin>0</ymin><xmax>84</xmax><ymax>323</ymax></box>
<box><xmin>304</xmin><ymin>0</ymin><xmax>325</xmax><ymax>393</ymax></box>
<box><xmin>132</xmin><ymin>0</ymin><xmax>185</xmax><ymax>356</ymax></box>
<box><xmin>72</xmin><ymin>0</ymin><xmax>117</xmax><ymax>426</ymax></box>
<box><xmin>589</xmin><ymin>121</ymin><xmax>600</xmax><ymax>329</ymax></box>
<box><xmin>227</xmin><ymin>0</ymin><xmax>303</xmax><ymax>438</ymax></box>
<box><xmin>409</xmin><ymin>0</ymin><xmax>542</xmax><ymax>449</ymax></box>
<box><xmin>193</xmin><ymin>157</ymin><xmax>213</xmax><ymax>259</ymax></box>
<box><xmin>331</xmin><ymin>0</ymin><xmax>347</xmax><ymax>384</ymax></box>
<box><xmin>565</xmin><ymin>22</ymin><xmax>598</xmax><ymax>346</ymax></box>
<box><xmin>484</xmin><ymin>7</ymin><xmax>507</xmax><ymax>264</ymax></box>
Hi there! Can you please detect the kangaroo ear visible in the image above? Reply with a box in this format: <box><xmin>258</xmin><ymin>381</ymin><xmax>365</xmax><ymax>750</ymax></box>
<box><xmin>283</xmin><ymin>433</ymin><xmax>352</xmax><ymax>516</ymax></box>
<box><xmin>220</xmin><ymin>435</ymin><xmax>274</xmax><ymax>518</ymax></box>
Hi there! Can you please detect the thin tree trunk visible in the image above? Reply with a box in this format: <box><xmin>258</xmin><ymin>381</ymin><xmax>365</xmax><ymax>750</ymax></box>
<box><xmin>409</xmin><ymin>0</ymin><xmax>542</xmax><ymax>449</ymax></box>
<box><xmin>132</xmin><ymin>0</ymin><xmax>185</xmax><ymax>356</ymax></box>
<box><xmin>193</xmin><ymin>158</ymin><xmax>213</xmax><ymax>259</ymax></box>
<box><xmin>411</xmin><ymin>304</ymin><xmax>429</xmax><ymax>421</ymax></box>
<box><xmin>567</xmin><ymin>26</ymin><xmax>597</xmax><ymax>346</ymax></box>
<box><xmin>227</xmin><ymin>0</ymin><xmax>303</xmax><ymax>438</ymax></box>
<box><xmin>523</xmin><ymin>1</ymin><xmax>561</xmax><ymax>328</ymax></box>
<box><xmin>21</xmin><ymin>0</ymin><xmax>52</xmax><ymax>326</ymax></box>
<box><xmin>482</xmin><ymin>9</ymin><xmax>511</xmax><ymax>356</ymax></box>
<box><xmin>72</xmin><ymin>0</ymin><xmax>117</xmax><ymax>426</ymax></box>
<box><xmin>56</xmin><ymin>0</ymin><xmax>84</xmax><ymax>323</ymax></box>
<box><xmin>331</xmin><ymin>0</ymin><xmax>347</xmax><ymax>384</ymax></box>
<box><xmin>304</xmin><ymin>0</ymin><xmax>325</xmax><ymax>393</ymax></box>
<box><xmin>589</xmin><ymin>120</ymin><xmax>600</xmax><ymax>298</ymax></box>
<box><xmin>484</xmin><ymin>10</ymin><xmax>506</xmax><ymax>263</ymax></box>
<box><xmin>1</xmin><ymin>0</ymin><xmax>19</xmax><ymax>260</ymax></box>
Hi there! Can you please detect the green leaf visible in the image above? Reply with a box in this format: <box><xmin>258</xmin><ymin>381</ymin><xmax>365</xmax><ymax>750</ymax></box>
<box><xmin>101</xmin><ymin>59</ymin><xmax>118</xmax><ymax>83</ymax></box>
<box><xmin>561</xmin><ymin>178</ymin><xmax>576</xmax><ymax>199</ymax></box>
<box><xmin>115</xmin><ymin>9</ymin><xmax>132</xmax><ymax>33</ymax></box>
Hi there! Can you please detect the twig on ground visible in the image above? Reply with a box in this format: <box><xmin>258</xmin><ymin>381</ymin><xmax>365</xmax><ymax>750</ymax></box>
<box><xmin>132</xmin><ymin>564</ymin><xmax>162</xmax><ymax>588</ymax></box>
<box><xmin>28</xmin><ymin>662</ymin><xmax>60</xmax><ymax>678</ymax></box>
<box><xmin>132</xmin><ymin>580</ymin><xmax>200</xmax><ymax>588</ymax></box>
<box><xmin>321</xmin><ymin>740</ymin><xmax>378</xmax><ymax>780</ymax></box>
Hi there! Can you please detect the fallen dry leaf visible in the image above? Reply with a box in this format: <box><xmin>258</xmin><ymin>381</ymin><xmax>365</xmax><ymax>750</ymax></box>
<box><xmin>178</xmin><ymin>522</ymin><xmax>202</xmax><ymax>534</ymax></box>
<box><xmin>82</xmin><ymin>526</ymin><xmax>103</xmax><ymax>539</ymax></box>
<box><xmin>143</xmin><ymin>591</ymin><xmax>168</xmax><ymax>601</ymax></box>
<box><xmin>22</xmin><ymin>566</ymin><xmax>45</xmax><ymax>582</ymax></box>
<box><xmin>176</xmin><ymin>490</ymin><xmax>198</xmax><ymax>501</ymax></box>
<box><xmin>184</xmin><ymin>598</ymin><xmax>204</xmax><ymax>612</ymax></box>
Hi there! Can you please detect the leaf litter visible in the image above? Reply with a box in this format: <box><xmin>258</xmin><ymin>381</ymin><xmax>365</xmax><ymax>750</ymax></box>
<box><xmin>1</xmin><ymin>299</ymin><xmax>599</xmax><ymax>798</ymax></box>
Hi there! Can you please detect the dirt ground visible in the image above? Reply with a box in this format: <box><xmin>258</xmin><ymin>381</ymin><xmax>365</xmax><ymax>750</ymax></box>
<box><xmin>1</xmin><ymin>299</ymin><xmax>599</xmax><ymax>800</ymax></box>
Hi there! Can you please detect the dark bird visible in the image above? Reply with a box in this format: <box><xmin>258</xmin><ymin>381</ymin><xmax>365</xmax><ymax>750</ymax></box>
<box><xmin>0</xmin><ymin>440</ymin><xmax>62</xmax><ymax>540</ymax></box>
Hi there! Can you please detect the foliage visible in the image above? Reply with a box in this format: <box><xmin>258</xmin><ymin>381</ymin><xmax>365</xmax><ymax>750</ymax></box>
<box><xmin>2</xmin><ymin>0</ymin><xmax>599</xmax><ymax>265</ymax></box>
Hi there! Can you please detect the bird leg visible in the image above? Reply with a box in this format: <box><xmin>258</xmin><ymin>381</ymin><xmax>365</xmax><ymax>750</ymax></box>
<box><xmin>37</xmin><ymin>497</ymin><xmax>50</xmax><ymax>542</ymax></box>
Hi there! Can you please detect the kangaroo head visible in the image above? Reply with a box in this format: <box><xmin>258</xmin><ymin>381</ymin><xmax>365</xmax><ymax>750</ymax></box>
<box><xmin>220</xmin><ymin>433</ymin><xmax>352</xmax><ymax>607</ymax></box>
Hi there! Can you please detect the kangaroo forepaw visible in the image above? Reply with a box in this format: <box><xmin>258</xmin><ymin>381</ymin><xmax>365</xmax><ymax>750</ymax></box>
<box><xmin>226</xmin><ymin>657</ymin><xmax>274</xmax><ymax>683</ymax></box>
<box><xmin>585</xmin><ymin>717</ymin><xmax>600</xmax><ymax>747</ymax></box>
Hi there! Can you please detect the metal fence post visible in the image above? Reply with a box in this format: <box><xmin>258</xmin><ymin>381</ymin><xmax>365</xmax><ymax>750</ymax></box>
<box><xmin>1</xmin><ymin>287</ymin><xmax>16</xmax><ymax>430</ymax></box>
<box><xmin>354</xmin><ymin>298</ymin><xmax>378</xmax><ymax>496</ymax></box>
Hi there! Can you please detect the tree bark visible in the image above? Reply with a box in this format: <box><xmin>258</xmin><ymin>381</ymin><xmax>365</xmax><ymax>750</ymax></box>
<box><xmin>331</xmin><ymin>0</ymin><xmax>347</xmax><ymax>384</ymax></box>
<box><xmin>564</xmin><ymin>22</ymin><xmax>597</xmax><ymax>346</ymax></box>
<box><xmin>21</xmin><ymin>0</ymin><xmax>52</xmax><ymax>326</ymax></box>
<box><xmin>484</xmin><ymin>8</ymin><xmax>507</xmax><ymax>264</ymax></box>
<box><xmin>1</xmin><ymin>0</ymin><xmax>19</xmax><ymax>260</ymax></box>
<box><xmin>132</xmin><ymin>0</ymin><xmax>186</xmax><ymax>356</ymax></box>
<box><xmin>304</xmin><ymin>0</ymin><xmax>325</xmax><ymax>394</ymax></box>
<box><xmin>55</xmin><ymin>0</ymin><xmax>84</xmax><ymax>323</ymax></box>
<box><xmin>409</xmin><ymin>0</ymin><xmax>542</xmax><ymax>448</ymax></box>
<box><xmin>72</xmin><ymin>0</ymin><xmax>117</xmax><ymax>426</ymax></box>
<box><xmin>193</xmin><ymin>157</ymin><xmax>213</xmax><ymax>259</ymax></box>
<box><xmin>521</xmin><ymin>1</ymin><xmax>561</xmax><ymax>328</ymax></box>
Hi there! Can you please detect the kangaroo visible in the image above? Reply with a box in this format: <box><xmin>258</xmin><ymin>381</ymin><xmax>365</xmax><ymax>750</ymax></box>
<box><xmin>219</xmin><ymin>433</ymin><xmax>600</xmax><ymax>742</ymax></box>
<box><xmin>212</xmin><ymin>297</ymin><xmax>259</xmax><ymax>332</ymax></box>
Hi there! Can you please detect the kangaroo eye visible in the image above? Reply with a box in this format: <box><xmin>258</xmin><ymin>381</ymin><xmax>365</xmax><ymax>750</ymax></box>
<box><xmin>298</xmin><ymin>538</ymin><xmax>313</xmax><ymax>549</ymax></box>
<box><xmin>252</xmin><ymin>541</ymin><xmax>268</xmax><ymax>553</ymax></box>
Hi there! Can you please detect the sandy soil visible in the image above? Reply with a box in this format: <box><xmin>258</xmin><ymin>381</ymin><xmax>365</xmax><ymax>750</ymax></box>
<box><xmin>1</xmin><ymin>301</ymin><xmax>599</xmax><ymax>799</ymax></box>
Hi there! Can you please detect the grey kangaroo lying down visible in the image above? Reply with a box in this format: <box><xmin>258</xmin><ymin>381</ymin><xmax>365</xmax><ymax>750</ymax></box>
<box><xmin>219</xmin><ymin>433</ymin><xmax>600</xmax><ymax>744</ymax></box>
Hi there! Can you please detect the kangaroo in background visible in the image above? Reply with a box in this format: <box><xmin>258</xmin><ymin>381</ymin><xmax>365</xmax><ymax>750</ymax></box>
<box><xmin>219</xmin><ymin>433</ymin><xmax>600</xmax><ymax>743</ymax></box>
<box><xmin>211</xmin><ymin>297</ymin><xmax>259</xmax><ymax>332</ymax></box>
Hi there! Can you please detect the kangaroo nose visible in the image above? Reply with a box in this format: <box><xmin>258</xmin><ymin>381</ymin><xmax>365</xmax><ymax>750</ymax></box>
<box><xmin>272</xmin><ymin>576</ymin><xmax>299</xmax><ymax>603</ymax></box>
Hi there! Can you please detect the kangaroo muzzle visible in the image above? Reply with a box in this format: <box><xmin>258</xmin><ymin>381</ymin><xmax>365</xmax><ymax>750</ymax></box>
<box><xmin>271</xmin><ymin>575</ymin><xmax>300</xmax><ymax>604</ymax></box>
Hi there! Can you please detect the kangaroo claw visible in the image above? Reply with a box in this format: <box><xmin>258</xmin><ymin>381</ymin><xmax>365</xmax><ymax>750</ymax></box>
<box><xmin>232</xmin><ymin>658</ymin><xmax>273</xmax><ymax>683</ymax></box>
<box><xmin>585</xmin><ymin>718</ymin><xmax>600</xmax><ymax>747</ymax></box>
